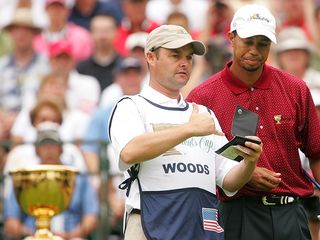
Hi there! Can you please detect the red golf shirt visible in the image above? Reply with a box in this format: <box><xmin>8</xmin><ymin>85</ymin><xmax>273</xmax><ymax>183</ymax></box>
<box><xmin>187</xmin><ymin>62</ymin><xmax>320</xmax><ymax>200</ymax></box>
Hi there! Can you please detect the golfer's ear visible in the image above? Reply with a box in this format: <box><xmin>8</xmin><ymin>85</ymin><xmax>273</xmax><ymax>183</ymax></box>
<box><xmin>227</xmin><ymin>32</ymin><xmax>235</xmax><ymax>45</ymax></box>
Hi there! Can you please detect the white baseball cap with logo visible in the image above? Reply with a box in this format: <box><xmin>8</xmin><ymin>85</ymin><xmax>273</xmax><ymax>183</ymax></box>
<box><xmin>230</xmin><ymin>4</ymin><xmax>277</xmax><ymax>43</ymax></box>
<box><xmin>145</xmin><ymin>24</ymin><xmax>206</xmax><ymax>55</ymax></box>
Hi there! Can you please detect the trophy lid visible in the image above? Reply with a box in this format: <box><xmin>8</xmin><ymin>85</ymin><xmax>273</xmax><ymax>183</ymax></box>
<box><xmin>9</xmin><ymin>164</ymin><xmax>79</xmax><ymax>175</ymax></box>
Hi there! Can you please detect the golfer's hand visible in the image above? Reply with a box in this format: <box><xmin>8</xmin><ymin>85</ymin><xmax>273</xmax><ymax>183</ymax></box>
<box><xmin>247</xmin><ymin>167</ymin><xmax>282</xmax><ymax>191</ymax></box>
<box><xmin>188</xmin><ymin>103</ymin><xmax>224</xmax><ymax>136</ymax></box>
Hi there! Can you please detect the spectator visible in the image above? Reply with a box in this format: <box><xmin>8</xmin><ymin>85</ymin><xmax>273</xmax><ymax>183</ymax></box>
<box><xmin>5</xmin><ymin>120</ymin><xmax>88</xmax><ymax>177</ymax></box>
<box><xmin>69</xmin><ymin>0</ymin><xmax>122</xmax><ymax>30</ymax></box>
<box><xmin>34</xmin><ymin>0</ymin><xmax>94</xmax><ymax>62</ymax></box>
<box><xmin>100</xmin><ymin>57</ymin><xmax>144</xmax><ymax>108</ymax></box>
<box><xmin>10</xmin><ymin>73</ymin><xmax>91</xmax><ymax>145</ymax></box>
<box><xmin>114</xmin><ymin>0</ymin><xmax>159</xmax><ymax>56</ymax></box>
<box><xmin>49</xmin><ymin>40</ymin><xmax>100</xmax><ymax>114</ymax></box>
<box><xmin>82</xmin><ymin>57</ymin><xmax>144</xmax><ymax>175</ymax></box>
<box><xmin>0</xmin><ymin>8</ymin><xmax>49</xmax><ymax>142</ymax></box>
<box><xmin>4</xmin><ymin>122</ymin><xmax>98</xmax><ymax>240</ymax></box>
<box><xmin>275</xmin><ymin>27</ymin><xmax>320</xmax><ymax>90</ymax></box>
<box><xmin>125</xmin><ymin>32</ymin><xmax>149</xmax><ymax>80</ymax></box>
<box><xmin>77</xmin><ymin>14</ymin><xmax>123</xmax><ymax>91</ymax></box>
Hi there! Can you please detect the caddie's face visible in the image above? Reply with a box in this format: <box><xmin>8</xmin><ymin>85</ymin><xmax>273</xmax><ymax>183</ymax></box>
<box><xmin>147</xmin><ymin>44</ymin><xmax>194</xmax><ymax>97</ymax></box>
<box><xmin>228</xmin><ymin>33</ymin><xmax>271</xmax><ymax>72</ymax></box>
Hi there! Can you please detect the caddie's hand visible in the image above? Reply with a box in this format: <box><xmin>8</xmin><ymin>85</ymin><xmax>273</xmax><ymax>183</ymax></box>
<box><xmin>247</xmin><ymin>167</ymin><xmax>282</xmax><ymax>191</ymax></box>
<box><xmin>188</xmin><ymin>103</ymin><xmax>224</xmax><ymax>136</ymax></box>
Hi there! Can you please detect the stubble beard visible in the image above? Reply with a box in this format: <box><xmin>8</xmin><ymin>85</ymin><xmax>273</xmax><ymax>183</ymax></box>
<box><xmin>242</xmin><ymin>62</ymin><xmax>262</xmax><ymax>72</ymax></box>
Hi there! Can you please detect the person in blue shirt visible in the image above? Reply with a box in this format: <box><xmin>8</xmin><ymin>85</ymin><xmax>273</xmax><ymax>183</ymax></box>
<box><xmin>4</xmin><ymin>122</ymin><xmax>99</xmax><ymax>239</ymax></box>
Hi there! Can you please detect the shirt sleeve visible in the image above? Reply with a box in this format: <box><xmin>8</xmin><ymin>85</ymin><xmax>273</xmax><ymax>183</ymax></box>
<box><xmin>109</xmin><ymin>98</ymin><xmax>146</xmax><ymax>171</ymax></box>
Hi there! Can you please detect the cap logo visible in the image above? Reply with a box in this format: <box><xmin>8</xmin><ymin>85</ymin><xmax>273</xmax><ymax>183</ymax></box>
<box><xmin>249</xmin><ymin>13</ymin><xmax>270</xmax><ymax>23</ymax></box>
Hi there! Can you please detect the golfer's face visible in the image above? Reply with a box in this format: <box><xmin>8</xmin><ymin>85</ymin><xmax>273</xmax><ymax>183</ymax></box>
<box><xmin>231</xmin><ymin>34</ymin><xmax>271</xmax><ymax>72</ymax></box>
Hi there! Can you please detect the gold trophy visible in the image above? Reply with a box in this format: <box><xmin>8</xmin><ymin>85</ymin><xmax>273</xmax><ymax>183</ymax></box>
<box><xmin>9</xmin><ymin>165</ymin><xmax>78</xmax><ymax>240</ymax></box>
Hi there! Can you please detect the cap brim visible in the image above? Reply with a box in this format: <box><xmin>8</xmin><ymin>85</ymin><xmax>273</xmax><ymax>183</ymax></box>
<box><xmin>162</xmin><ymin>39</ymin><xmax>206</xmax><ymax>55</ymax></box>
<box><xmin>4</xmin><ymin>23</ymin><xmax>41</xmax><ymax>32</ymax></box>
<box><xmin>237</xmin><ymin>27</ymin><xmax>277</xmax><ymax>44</ymax></box>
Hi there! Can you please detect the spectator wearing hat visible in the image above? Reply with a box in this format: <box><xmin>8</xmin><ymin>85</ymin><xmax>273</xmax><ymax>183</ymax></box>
<box><xmin>77</xmin><ymin>14</ymin><xmax>123</xmax><ymax>91</ymax></box>
<box><xmin>276</xmin><ymin>27</ymin><xmax>320</xmax><ymax>92</ymax></box>
<box><xmin>0</xmin><ymin>7</ymin><xmax>49</xmax><ymax>145</ymax></box>
<box><xmin>114</xmin><ymin>0</ymin><xmax>160</xmax><ymax>56</ymax></box>
<box><xmin>100</xmin><ymin>57</ymin><xmax>144</xmax><ymax>108</ymax></box>
<box><xmin>3</xmin><ymin>122</ymin><xmax>98</xmax><ymax>240</ymax></box>
<box><xmin>69</xmin><ymin>0</ymin><xmax>123</xmax><ymax>30</ymax></box>
<box><xmin>33</xmin><ymin>0</ymin><xmax>94</xmax><ymax>62</ymax></box>
<box><xmin>5</xmin><ymin>99</ymin><xmax>88</xmax><ymax>174</ymax></box>
<box><xmin>48</xmin><ymin>40</ymin><xmax>100</xmax><ymax>115</ymax></box>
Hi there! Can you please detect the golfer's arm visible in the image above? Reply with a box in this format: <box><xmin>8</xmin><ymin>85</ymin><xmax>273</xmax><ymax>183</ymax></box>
<box><xmin>120</xmin><ymin>124</ymin><xmax>193</xmax><ymax>165</ymax></box>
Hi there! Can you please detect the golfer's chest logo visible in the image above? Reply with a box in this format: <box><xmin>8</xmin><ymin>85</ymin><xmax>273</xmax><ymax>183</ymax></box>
<box><xmin>274</xmin><ymin>115</ymin><xmax>282</xmax><ymax>124</ymax></box>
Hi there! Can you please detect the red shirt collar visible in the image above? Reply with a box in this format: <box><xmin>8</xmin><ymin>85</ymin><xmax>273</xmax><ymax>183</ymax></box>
<box><xmin>221</xmin><ymin>61</ymin><xmax>272</xmax><ymax>95</ymax></box>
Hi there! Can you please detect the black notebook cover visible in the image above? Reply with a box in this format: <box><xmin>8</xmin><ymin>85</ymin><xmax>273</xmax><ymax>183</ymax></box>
<box><xmin>215</xmin><ymin>106</ymin><xmax>260</xmax><ymax>161</ymax></box>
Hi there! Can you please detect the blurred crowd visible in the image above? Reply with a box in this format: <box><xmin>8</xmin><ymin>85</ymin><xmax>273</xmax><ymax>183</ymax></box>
<box><xmin>1</xmin><ymin>0</ymin><xmax>320</xmax><ymax>239</ymax></box>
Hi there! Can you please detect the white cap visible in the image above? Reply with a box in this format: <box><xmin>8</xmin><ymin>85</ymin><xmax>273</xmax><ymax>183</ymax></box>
<box><xmin>230</xmin><ymin>4</ymin><xmax>277</xmax><ymax>43</ymax></box>
<box><xmin>275</xmin><ymin>27</ymin><xmax>312</xmax><ymax>53</ymax></box>
<box><xmin>125</xmin><ymin>32</ymin><xmax>148</xmax><ymax>51</ymax></box>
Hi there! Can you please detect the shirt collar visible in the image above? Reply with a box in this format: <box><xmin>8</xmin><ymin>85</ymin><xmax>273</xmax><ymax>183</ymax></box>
<box><xmin>140</xmin><ymin>85</ymin><xmax>187</xmax><ymax>108</ymax></box>
<box><xmin>222</xmin><ymin>61</ymin><xmax>271</xmax><ymax>95</ymax></box>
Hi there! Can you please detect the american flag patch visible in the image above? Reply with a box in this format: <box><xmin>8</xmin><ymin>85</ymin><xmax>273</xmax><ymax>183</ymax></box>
<box><xmin>202</xmin><ymin>208</ymin><xmax>224</xmax><ymax>233</ymax></box>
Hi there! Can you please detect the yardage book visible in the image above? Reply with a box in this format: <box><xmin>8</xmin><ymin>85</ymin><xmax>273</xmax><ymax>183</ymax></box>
<box><xmin>215</xmin><ymin>106</ymin><xmax>260</xmax><ymax>162</ymax></box>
